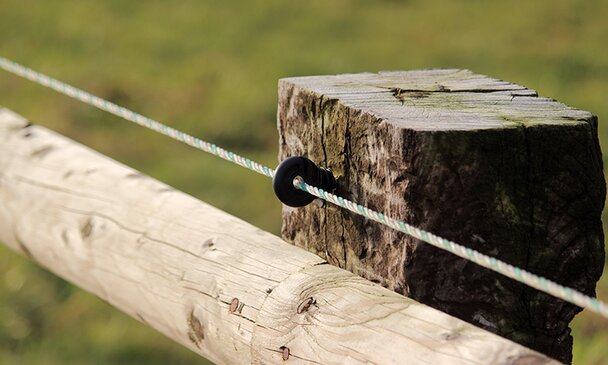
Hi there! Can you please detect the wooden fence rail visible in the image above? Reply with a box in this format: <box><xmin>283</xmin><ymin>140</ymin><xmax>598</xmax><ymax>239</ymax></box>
<box><xmin>0</xmin><ymin>107</ymin><xmax>557</xmax><ymax>364</ymax></box>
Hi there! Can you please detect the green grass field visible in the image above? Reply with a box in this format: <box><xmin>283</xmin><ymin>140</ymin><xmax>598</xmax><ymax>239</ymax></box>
<box><xmin>1</xmin><ymin>0</ymin><xmax>607</xmax><ymax>363</ymax></box>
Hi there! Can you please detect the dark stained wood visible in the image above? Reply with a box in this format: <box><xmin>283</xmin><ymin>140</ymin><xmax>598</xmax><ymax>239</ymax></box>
<box><xmin>277</xmin><ymin>69</ymin><xmax>605</xmax><ymax>363</ymax></box>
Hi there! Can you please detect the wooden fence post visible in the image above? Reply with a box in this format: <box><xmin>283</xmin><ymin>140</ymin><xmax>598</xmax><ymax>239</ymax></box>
<box><xmin>277</xmin><ymin>69</ymin><xmax>605</xmax><ymax>363</ymax></box>
<box><xmin>0</xmin><ymin>107</ymin><xmax>558</xmax><ymax>364</ymax></box>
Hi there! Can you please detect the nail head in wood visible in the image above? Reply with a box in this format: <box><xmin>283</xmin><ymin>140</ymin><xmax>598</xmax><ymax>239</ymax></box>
<box><xmin>280</xmin><ymin>346</ymin><xmax>290</xmax><ymax>361</ymax></box>
<box><xmin>229</xmin><ymin>297</ymin><xmax>239</xmax><ymax>313</ymax></box>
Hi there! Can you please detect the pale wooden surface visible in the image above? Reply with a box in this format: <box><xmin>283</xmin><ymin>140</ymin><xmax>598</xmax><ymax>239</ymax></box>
<box><xmin>278</xmin><ymin>69</ymin><xmax>604</xmax><ymax>362</ymax></box>
<box><xmin>0</xmin><ymin>108</ymin><xmax>557</xmax><ymax>364</ymax></box>
<box><xmin>282</xmin><ymin>69</ymin><xmax>589</xmax><ymax>130</ymax></box>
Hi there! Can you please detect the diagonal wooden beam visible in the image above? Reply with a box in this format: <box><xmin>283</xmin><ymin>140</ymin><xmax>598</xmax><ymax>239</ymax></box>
<box><xmin>0</xmin><ymin>108</ymin><xmax>557</xmax><ymax>364</ymax></box>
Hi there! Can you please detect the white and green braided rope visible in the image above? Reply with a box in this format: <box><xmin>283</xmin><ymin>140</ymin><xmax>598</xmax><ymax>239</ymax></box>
<box><xmin>1</xmin><ymin>56</ymin><xmax>607</xmax><ymax>319</ymax></box>
<box><xmin>0</xmin><ymin>57</ymin><xmax>275</xmax><ymax>179</ymax></box>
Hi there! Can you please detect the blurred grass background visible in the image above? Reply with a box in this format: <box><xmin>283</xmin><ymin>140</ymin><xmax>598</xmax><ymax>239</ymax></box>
<box><xmin>0</xmin><ymin>0</ymin><xmax>606</xmax><ymax>363</ymax></box>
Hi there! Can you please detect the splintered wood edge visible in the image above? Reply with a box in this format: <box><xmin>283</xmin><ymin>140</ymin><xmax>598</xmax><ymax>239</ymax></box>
<box><xmin>0</xmin><ymin>108</ymin><xmax>558</xmax><ymax>364</ymax></box>
<box><xmin>280</xmin><ymin>70</ymin><xmax>594</xmax><ymax>131</ymax></box>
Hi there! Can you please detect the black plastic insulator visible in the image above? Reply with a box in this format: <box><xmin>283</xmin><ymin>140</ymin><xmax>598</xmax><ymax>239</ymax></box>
<box><xmin>273</xmin><ymin>156</ymin><xmax>336</xmax><ymax>207</ymax></box>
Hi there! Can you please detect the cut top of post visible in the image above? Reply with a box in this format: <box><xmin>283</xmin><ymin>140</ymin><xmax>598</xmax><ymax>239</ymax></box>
<box><xmin>281</xmin><ymin>69</ymin><xmax>594</xmax><ymax>130</ymax></box>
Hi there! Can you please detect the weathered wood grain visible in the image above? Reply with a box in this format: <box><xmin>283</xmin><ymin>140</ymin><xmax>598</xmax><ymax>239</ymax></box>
<box><xmin>278</xmin><ymin>69</ymin><xmax>605</xmax><ymax>363</ymax></box>
<box><xmin>0</xmin><ymin>108</ymin><xmax>557</xmax><ymax>364</ymax></box>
